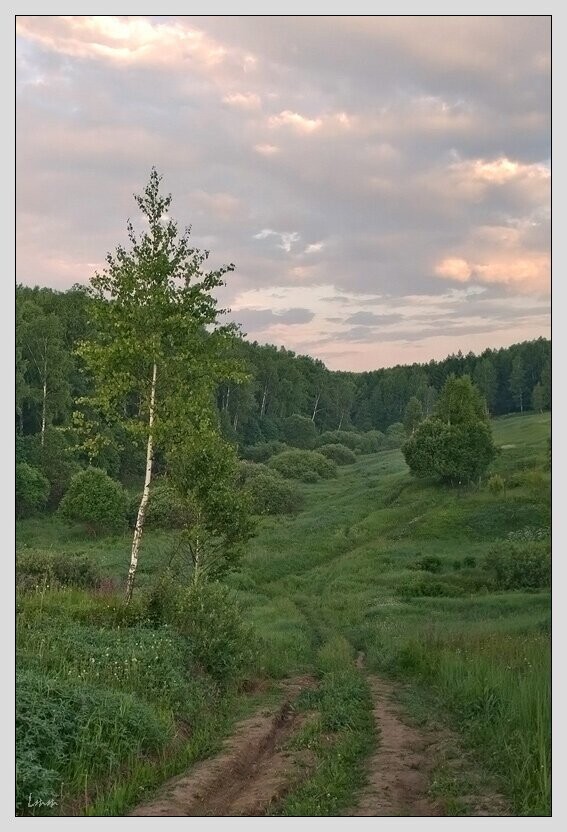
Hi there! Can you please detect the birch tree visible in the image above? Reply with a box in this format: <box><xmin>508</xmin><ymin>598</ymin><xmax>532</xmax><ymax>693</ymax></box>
<box><xmin>77</xmin><ymin>169</ymin><xmax>244</xmax><ymax>602</ymax></box>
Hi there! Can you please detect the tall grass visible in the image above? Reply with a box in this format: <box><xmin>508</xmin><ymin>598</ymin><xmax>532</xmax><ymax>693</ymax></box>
<box><xmin>393</xmin><ymin>632</ymin><xmax>550</xmax><ymax>815</ymax></box>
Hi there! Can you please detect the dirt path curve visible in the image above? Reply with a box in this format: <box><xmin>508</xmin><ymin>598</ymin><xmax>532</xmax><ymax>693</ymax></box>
<box><xmin>130</xmin><ymin>676</ymin><xmax>315</xmax><ymax>817</ymax></box>
<box><xmin>353</xmin><ymin>675</ymin><xmax>441</xmax><ymax>817</ymax></box>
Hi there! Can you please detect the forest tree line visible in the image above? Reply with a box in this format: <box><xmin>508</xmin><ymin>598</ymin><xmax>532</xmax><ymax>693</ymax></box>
<box><xmin>16</xmin><ymin>281</ymin><xmax>551</xmax><ymax>477</ymax></box>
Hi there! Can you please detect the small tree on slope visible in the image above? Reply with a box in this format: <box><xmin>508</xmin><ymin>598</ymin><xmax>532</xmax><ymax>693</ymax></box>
<box><xmin>77</xmin><ymin>169</ymin><xmax>244</xmax><ymax>600</ymax></box>
<box><xmin>402</xmin><ymin>375</ymin><xmax>497</xmax><ymax>485</ymax></box>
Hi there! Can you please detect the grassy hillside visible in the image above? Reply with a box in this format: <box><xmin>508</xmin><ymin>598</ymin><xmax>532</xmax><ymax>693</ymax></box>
<box><xmin>16</xmin><ymin>412</ymin><xmax>551</xmax><ymax>816</ymax></box>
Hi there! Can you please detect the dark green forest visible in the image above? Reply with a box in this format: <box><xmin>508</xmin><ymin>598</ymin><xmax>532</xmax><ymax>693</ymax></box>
<box><xmin>16</xmin><ymin>282</ymin><xmax>551</xmax><ymax>478</ymax></box>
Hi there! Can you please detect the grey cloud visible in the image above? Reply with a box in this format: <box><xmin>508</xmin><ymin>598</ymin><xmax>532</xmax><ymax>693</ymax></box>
<box><xmin>230</xmin><ymin>307</ymin><xmax>315</xmax><ymax>331</ymax></box>
<box><xmin>345</xmin><ymin>311</ymin><xmax>403</xmax><ymax>326</ymax></box>
<box><xmin>16</xmin><ymin>16</ymin><xmax>550</xmax><ymax>368</ymax></box>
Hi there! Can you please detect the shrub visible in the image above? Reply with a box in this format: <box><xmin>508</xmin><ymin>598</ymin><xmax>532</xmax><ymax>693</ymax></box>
<box><xmin>384</xmin><ymin>422</ymin><xmax>406</xmax><ymax>448</ymax></box>
<box><xmin>364</xmin><ymin>430</ymin><xmax>386</xmax><ymax>451</ymax></box>
<box><xmin>318</xmin><ymin>443</ymin><xmax>357</xmax><ymax>465</ymax></box>
<box><xmin>402</xmin><ymin>418</ymin><xmax>497</xmax><ymax>485</ymax></box>
<box><xmin>283</xmin><ymin>414</ymin><xmax>317</xmax><ymax>449</ymax></box>
<box><xmin>17</xmin><ymin>429</ymin><xmax>81</xmax><ymax>509</ymax></box>
<box><xmin>463</xmin><ymin>555</ymin><xmax>477</xmax><ymax>569</ymax></box>
<box><xmin>316</xmin><ymin>431</ymin><xmax>375</xmax><ymax>454</ymax></box>
<box><xmin>484</xmin><ymin>540</ymin><xmax>550</xmax><ymax>590</ymax></box>
<box><xmin>268</xmin><ymin>449</ymin><xmax>337</xmax><ymax>482</ymax></box>
<box><xmin>411</xmin><ymin>555</ymin><xmax>443</xmax><ymax>573</ymax></box>
<box><xmin>128</xmin><ymin>479</ymin><xmax>190</xmax><ymax>529</ymax></box>
<box><xmin>240</xmin><ymin>441</ymin><xmax>288</xmax><ymax>463</ymax></box>
<box><xmin>242</xmin><ymin>469</ymin><xmax>304</xmax><ymax>515</ymax></box>
<box><xmin>173</xmin><ymin>581</ymin><xmax>256</xmax><ymax>684</ymax></box>
<box><xmin>59</xmin><ymin>467</ymin><xmax>127</xmax><ymax>535</ymax></box>
<box><xmin>16</xmin><ymin>463</ymin><xmax>50</xmax><ymax>518</ymax></box>
<box><xmin>487</xmin><ymin>474</ymin><xmax>505</xmax><ymax>494</ymax></box>
<box><xmin>16</xmin><ymin>550</ymin><xmax>101</xmax><ymax>591</ymax></box>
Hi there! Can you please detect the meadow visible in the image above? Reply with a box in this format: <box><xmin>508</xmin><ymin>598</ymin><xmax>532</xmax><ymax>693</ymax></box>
<box><xmin>16</xmin><ymin>411</ymin><xmax>551</xmax><ymax>816</ymax></box>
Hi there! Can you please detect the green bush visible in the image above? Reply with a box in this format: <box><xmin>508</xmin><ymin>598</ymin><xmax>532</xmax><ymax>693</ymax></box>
<box><xmin>318</xmin><ymin>443</ymin><xmax>357</xmax><ymax>465</ymax></box>
<box><xmin>484</xmin><ymin>540</ymin><xmax>550</xmax><ymax>590</ymax></box>
<box><xmin>268</xmin><ymin>449</ymin><xmax>338</xmax><ymax>482</ymax></box>
<box><xmin>16</xmin><ymin>463</ymin><xmax>50</xmax><ymax>518</ymax></box>
<box><xmin>58</xmin><ymin>467</ymin><xmax>127</xmax><ymax>536</ymax></box>
<box><xmin>364</xmin><ymin>430</ymin><xmax>385</xmax><ymax>451</ymax></box>
<box><xmin>173</xmin><ymin>581</ymin><xmax>256</xmax><ymax>684</ymax></box>
<box><xmin>240</xmin><ymin>441</ymin><xmax>288</xmax><ymax>463</ymax></box>
<box><xmin>402</xmin><ymin>418</ymin><xmax>497</xmax><ymax>484</ymax></box>
<box><xmin>316</xmin><ymin>431</ymin><xmax>375</xmax><ymax>454</ymax></box>
<box><xmin>128</xmin><ymin>479</ymin><xmax>190</xmax><ymax>529</ymax></box>
<box><xmin>283</xmin><ymin>414</ymin><xmax>317</xmax><ymax>449</ymax></box>
<box><xmin>17</xmin><ymin>429</ymin><xmax>81</xmax><ymax>509</ymax></box>
<box><xmin>411</xmin><ymin>555</ymin><xmax>443</xmax><ymax>573</ymax></box>
<box><xmin>384</xmin><ymin>422</ymin><xmax>406</xmax><ymax>448</ymax></box>
<box><xmin>16</xmin><ymin>550</ymin><xmax>101</xmax><ymax>591</ymax></box>
<box><xmin>242</xmin><ymin>469</ymin><xmax>304</xmax><ymax>515</ymax></box>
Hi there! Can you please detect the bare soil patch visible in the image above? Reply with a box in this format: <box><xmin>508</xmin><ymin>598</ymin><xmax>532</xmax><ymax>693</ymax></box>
<box><xmin>353</xmin><ymin>675</ymin><xmax>508</xmax><ymax>817</ymax></box>
<box><xmin>130</xmin><ymin>676</ymin><xmax>315</xmax><ymax>817</ymax></box>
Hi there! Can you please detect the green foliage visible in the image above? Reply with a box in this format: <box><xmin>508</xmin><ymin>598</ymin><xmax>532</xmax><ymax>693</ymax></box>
<box><xmin>434</xmin><ymin>374</ymin><xmax>488</xmax><ymax>425</ymax></box>
<box><xmin>58</xmin><ymin>467</ymin><xmax>127</xmax><ymax>535</ymax></box>
<box><xmin>19</xmin><ymin>428</ymin><xmax>81</xmax><ymax>508</ymax></box>
<box><xmin>403</xmin><ymin>376</ymin><xmax>497</xmax><ymax>484</ymax></box>
<box><xmin>16</xmin><ymin>463</ymin><xmax>50</xmax><ymax>518</ymax></box>
<box><xmin>283</xmin><ymin>414</ymin><xmax>317</xmax><ymax>449</ymax></box>
<box><xmin>317</xmin><ymin>443</ymin><xmax>357</xmax><ymax>465</ymax></box>
<box><xmin>240</xmin><ymin>441</ymin><xmax>288</xmax><ymax>462</ymax></box>
<box><xmin>16</xmin><ymin>550</ymin><xmax>101</xmax><ymax>590</ymax></box>
<box><xmin>16</xmin><ymin>669</ymin><xmax>171</xmax><ymax>815</ymax></box>
<box><xmin>128</xmin><ymin>479</ymin><xmax>190</xmax><ymax>529</ymax></box>
<box><xmin>167</xmin><ymin>427</ymin><xmax>254</xmax><ymax>580</ymax></box>
<box><xmin>315</xmin><ymin>430</ymin><xmax>376</xmax><ymax>454</ymax></box>
<box><xmin>404</xmin><ymin>396</ymin><xmax>424</xmax><ymax>435</ymax></box>
<box><xmin>484</xmin><ymin>540</ymin><xmax>550</xmax><ymax>590</ymax></box>
<box><xmin>241</xmin><ymin>467</ymin><xmax>304</xmax><ymax>515</ymax></box>
<box><xmin>384</xmin><ymin>422</ymin><xmax>406</xmax><ymax>448</ymax></box>
<box><xmin>411</xmin><ymin>554</ymin><xmax>443</xmax><ymax>573</ymax></box>
<box><xmin>487</xmin><ymin>474</ymin><xmax>505</xmax><ymax>494</ymax></box>
<box><xmin>172</xmin><ymin>581</ymin><xmax>256</xmax><ymax>684</ymax></box>
<box><xmin>268</xmin><ymin>449</ymin><xmax>338</xmax><ymax>482</ymax></box>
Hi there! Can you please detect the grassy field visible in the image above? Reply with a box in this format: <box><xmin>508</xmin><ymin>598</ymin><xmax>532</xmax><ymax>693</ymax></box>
<box><xmin>16</xmin><ymin>412</ymin><xmax>551</xmax><ymax>816</ymax></box>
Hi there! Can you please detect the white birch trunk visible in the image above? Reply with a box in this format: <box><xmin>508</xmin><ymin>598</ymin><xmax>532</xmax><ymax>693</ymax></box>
<box><xmin>126</xmin><ymin>362</ymin><xmax>157</xmax><ymax>603</ymax></box>
<box><xmin>260</xmin><ymin>383</ymin><xmax>268</xmax><ymax>417</ymax></box>
<box><xmin>41</xmin><ymin>380</ymin><xmax>47</xmax><ymax>447</ymax></box>
<box><xmin>311</xmin><ymin>391</ymin><xmax>321</xmax><ymax>422</ymax></box>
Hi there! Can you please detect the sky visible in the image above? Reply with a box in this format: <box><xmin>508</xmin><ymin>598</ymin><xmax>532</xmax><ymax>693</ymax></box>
<box><xmin>16</xmin><ymin>15</ymin><xmax>551</xmax><ymax>371</ymax></box>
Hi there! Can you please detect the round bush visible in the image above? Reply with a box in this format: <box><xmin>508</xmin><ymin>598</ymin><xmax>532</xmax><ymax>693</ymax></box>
<box><xmin>283</xmin><ymin>415</ymin><xmax>317</xmax><ymax>449</ymax></box>
<box><xmin>268</xmin><ymin>449</ymin><xmax>337</xmax><ymax>482</ymax></box>
<box><xmin>318</xmin><ymin>443</ymin><xmax>357</xmax><ymax>465</ymax></box>
<box><xmin>16</xmin><ymin>463</ymin><xmax>50</xmax><ymax>518</ymax></box>
<box><xmin>243</xmin><ymin>469</ymin><xmax>304</xmax><ymax>515</ymax></box>
<box><xmin>128</xmin><ymin>479</ymin><xmax>190</xmax><ymax>529</ymax></box>
<box><xmin>59</xmin><ymin>467</ymin><xmax>127</xmax><ymax>536</ymax></box>
<box><xmin>240</xmin><ymin>441</ymin><xmax>288</xmax><ymax>463</ymax></box>
<box><xmin>315</xmin><ymin>430</ymin><xmax>378</xmax><ymax>454</ymax></box>
<box><xmin>484</xmin><ymin>540</ymin><xmax>550</xmax><ymax>590</ymax></box>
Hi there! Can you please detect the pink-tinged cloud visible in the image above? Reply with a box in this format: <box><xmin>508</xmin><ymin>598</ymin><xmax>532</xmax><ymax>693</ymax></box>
<box><xmin>223</xmin><ymin>92</ymin><xmax>261</xmax><ymax>110</ymax></box>
<box><xmin>436</xmin><ymin>253</ymin><xmax>549</xmax><ymax>293</ymax></box>
<box><xmin>268</xmin><ymin>110</ymin><xmax>323</xmax><ymax>133</ymax></box>
<box><xmin>16</xmin><ymin>16</ymin><xmax>229</xmax><ymax>68</ymax></box>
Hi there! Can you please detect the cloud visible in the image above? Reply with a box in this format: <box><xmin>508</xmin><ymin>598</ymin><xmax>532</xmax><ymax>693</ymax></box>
<box><xmin>268</xmin><ymin>110</ymin><xmax>322</xmax><ymax>133</ymax></box>
<box><xmin>16</xmin><ymin>15</ymin><xmax>550</xmax><ymax>370</ymax></box>
<box><xmin>253</xmin><ymin>229</ymin><xmax>300</xmax><ymax>252</ymax></box>
<box><xmin>223</xmin><ymin>92</ymin><xmax>261</xmax><ymax>110</ymax></box>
